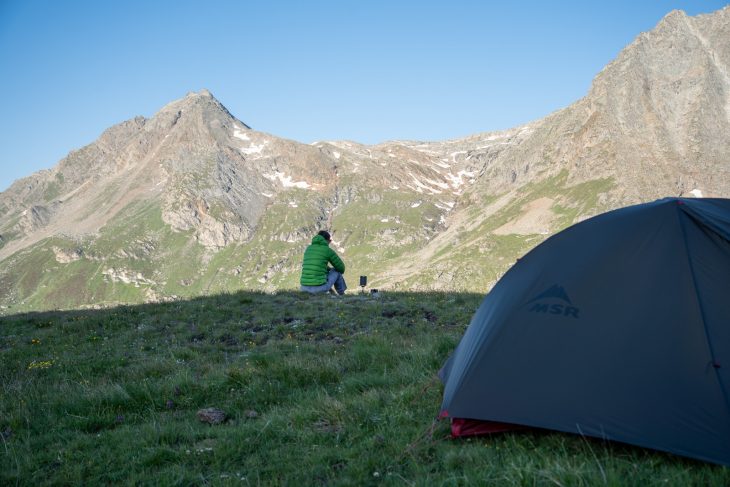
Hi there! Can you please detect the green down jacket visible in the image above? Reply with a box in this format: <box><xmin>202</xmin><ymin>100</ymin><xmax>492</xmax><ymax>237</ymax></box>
<box><xmin>300</xmin><ymin>234</ymin><xmax>346</xmax><ymax>286</ymax></box>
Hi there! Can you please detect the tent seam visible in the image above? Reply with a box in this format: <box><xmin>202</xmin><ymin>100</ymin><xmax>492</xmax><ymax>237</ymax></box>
<box><xmin>676</xmin><ymin>203</ymin><xmax>730</xmax><ymax>416</ymax></box>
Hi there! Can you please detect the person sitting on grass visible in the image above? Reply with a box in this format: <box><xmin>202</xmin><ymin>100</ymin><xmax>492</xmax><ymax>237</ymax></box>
<box><xmin>300</xmin><ymin>230</ymin><xmax>347</xmax><ymax>295</ymax></box>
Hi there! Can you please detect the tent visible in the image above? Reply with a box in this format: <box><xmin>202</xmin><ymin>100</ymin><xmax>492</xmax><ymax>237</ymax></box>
<box><xmin>439</xmin><ymin>197</ymin><xmax>730</xmax><ymax>465</ymax></box>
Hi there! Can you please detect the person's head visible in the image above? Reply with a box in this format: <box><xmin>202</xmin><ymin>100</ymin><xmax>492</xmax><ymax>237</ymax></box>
<box><xmin>318</xmin><ymin>230</ymin><xmax>331</xmax><ymax>243</ymax></box>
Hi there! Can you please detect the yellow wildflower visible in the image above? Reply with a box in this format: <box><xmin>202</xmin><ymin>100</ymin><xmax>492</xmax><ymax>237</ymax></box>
<box><xmin>28</xmin><ymin>360</ymin><xmax>54</xmax><ymax>370</ymax></box>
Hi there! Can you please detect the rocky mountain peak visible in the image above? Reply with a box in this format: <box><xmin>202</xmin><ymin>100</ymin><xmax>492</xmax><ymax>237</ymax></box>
<box><xmin>194</xmin><ymin>88</ymin><xmax>213</xmax><ymax>97</ymax></box>
<box><xmin>0</xmin><ymin>7</ymin><xmax>728</xmax><ymax>312</ymax></box>
<box><xmin>659</xmin><ymin>9</ymin><xmax>688</xmax><ymax>25</ymax></box>
<box><xmin>146</xmin><ymin>89</ymin><xmax>246</xmax><ymax>131</ymax></box>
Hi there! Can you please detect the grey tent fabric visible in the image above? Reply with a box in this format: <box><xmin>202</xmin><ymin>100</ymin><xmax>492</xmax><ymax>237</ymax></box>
<box><xmin>440</xmin><ymin>197</ymin><xmax>730</xmax><ymax>466</ymax></box>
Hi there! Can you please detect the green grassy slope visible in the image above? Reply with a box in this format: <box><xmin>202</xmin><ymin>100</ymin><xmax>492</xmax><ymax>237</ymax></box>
<box><xmin>0</xmin><ymin>172</ymin><xmax>616</xmax><ymax>314</ymax></box>
<box><xmin>1</xmin><ymin>291</ymin><xmax>726</xmax><ymax>485</ymax></box>
<box><xmin>392</xmin><ymin>172</ymin><xmax>616</xmax><ymax>291</ymax></box>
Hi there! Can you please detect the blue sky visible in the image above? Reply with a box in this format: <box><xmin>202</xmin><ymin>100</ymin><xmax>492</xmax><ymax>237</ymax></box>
<box><xmin>0</xmin><ymin>0</ymin><xmax>727</xmax><ymax>192</ymax></box>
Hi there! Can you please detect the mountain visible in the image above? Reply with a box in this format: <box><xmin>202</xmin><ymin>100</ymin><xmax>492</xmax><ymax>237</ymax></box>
<box><xmin>1</xmin><ymin>7</ymin><xmax>729</xmax><ymax>313</ymax></box>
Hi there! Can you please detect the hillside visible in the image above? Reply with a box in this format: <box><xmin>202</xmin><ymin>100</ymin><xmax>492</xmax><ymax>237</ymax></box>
<box><xmin>2</xmin><ymin>291</ymin><xmax>730</xmax><ymax>483</ymax></box>
<box><xmin>1</xmin><ymin>7</ymin><xmax>729</xmax><ymax>314</ymax></box>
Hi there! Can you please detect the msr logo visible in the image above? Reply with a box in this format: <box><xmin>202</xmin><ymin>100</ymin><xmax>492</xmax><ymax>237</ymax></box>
<box><xmin>526</xmin><ymin>285</ymin><xmax>580</xmax><ymax>319</ymax></box>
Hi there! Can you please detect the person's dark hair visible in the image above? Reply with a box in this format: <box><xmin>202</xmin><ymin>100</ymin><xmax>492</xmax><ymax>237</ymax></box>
<box><xmin>318</xmin><ymin>230</ymin><xmax>331</xmax><ymax>242</ymax></box>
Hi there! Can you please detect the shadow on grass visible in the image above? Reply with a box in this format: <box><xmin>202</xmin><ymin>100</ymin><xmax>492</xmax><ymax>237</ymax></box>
<box><xmin>0</xmin><ymin>288</ymin><xmax>483</xmax><ymax>341</ymax></box>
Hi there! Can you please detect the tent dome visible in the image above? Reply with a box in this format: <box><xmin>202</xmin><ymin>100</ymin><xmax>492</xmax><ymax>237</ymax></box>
<box><xmin>440</xmin><ymin>197</ymin><xmax>730</xmax><ymax>465</ymax></box>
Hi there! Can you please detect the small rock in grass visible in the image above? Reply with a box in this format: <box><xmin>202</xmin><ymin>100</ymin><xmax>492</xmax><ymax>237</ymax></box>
<box><xmin>245</xmin><ymin>410</ymin><xmax>258</xmax><ymax>419</ymax></box>
<box><xmin>166</xmin><ymin>399</ymin><xmax>175</xmax><ymax>409</ymax></box>
<box><xmin>197</xmin><ymin>407</ymin><xmax>227</xmax><ymax>425</ymax></box>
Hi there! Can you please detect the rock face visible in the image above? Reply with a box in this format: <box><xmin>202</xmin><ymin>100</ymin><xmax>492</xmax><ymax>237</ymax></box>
<box><xmin>0</xmin><ymin>7</ymin><xmax>729</xmax><ymax>312</ymax></box>
<box><xmin>101</xmin><ymin>268</ymin><xmax>156</xmax><ymax>287</ymax></box>
<box><xmin>51</xmin><ymin>246</ymin><xmax>83</xmax><ymax>263</ymax></box>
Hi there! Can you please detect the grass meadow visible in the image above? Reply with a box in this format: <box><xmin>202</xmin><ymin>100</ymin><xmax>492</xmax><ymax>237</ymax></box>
<box><xmin>1</xmin><ymin>290</ymin><xmax>728</xmax><ymax>486</ymax></box>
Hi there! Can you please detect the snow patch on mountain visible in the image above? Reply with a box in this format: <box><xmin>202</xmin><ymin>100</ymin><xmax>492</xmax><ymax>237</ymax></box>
<box><xmin>233</xmin><ymin>125</ymin><xmax>250</xmax><ymax>141</ymax></box>
<box><xmin>431</xmin><ymin>160</ymin><xmax>450</xmax><ymax>170</ymax></box>
<box><xmin>264</xmin><ymin>172</ymin><xmax>312</xmax><ymax>189</ymax></box>
<box><xmin>446</xmin><ymin>170</ymin><xmax>476</xmax><ymax>189</ymax></box>
<box><xmin>240</xmin><ymin>142</ymin><xmax>266</xmax><ymax>155</ymax></box>
<box><xmin>450</xmin><ymin>151</ymin><xmax>467</xmax><ymax>163</ymax></box>
<box><xmin>407</xmin><ymin>173</ymin><xmax>444</xmax><ymax>194</ymax></box>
